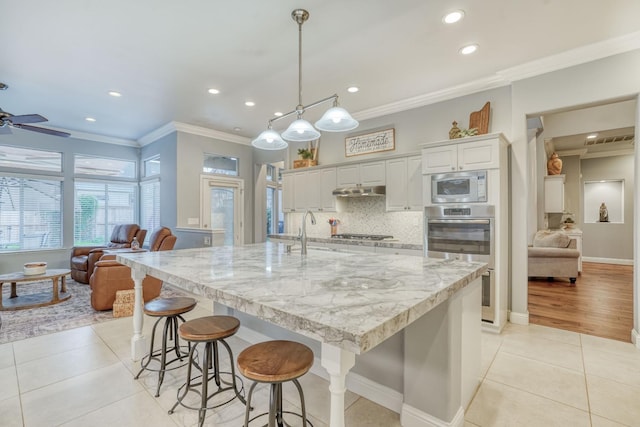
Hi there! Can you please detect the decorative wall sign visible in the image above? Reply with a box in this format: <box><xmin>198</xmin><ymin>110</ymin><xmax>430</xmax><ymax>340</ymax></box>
<box><xmin>345</xmin><ymin>128</ymin><xmax>395</xmax><ymax>157</ymax></box>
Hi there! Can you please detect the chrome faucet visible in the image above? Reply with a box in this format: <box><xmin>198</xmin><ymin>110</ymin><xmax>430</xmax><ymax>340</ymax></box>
<box><xmin>300</xmin><ymin>210</ymin><xmax>316</xmax><ymax>255</ymax></box>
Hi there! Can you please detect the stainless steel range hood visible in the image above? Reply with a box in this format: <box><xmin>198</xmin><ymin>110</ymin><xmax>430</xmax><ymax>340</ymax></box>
<box><xmin>332</xmin><ymin>185</ymin><xmax>386</xmax><ymax>197</ymax></box>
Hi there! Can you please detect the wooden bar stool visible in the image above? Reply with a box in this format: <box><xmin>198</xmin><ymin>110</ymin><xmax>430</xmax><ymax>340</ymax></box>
<box><xmin>169</xmin><ymin>315</ymin><xmax>247</xmax><ymax>427</ymax></box>
<box><xmin>237</xmin><ymin>340</ymin><xmax>314</xmax><ymax>427</ymax></box>
<box><xmin>134</xmin><ymin>297</ymin><xmax>197</xmax><ymax>397</ymax></box>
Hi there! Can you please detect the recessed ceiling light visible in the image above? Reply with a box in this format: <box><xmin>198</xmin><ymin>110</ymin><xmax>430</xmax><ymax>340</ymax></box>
<box><xmin>347</xmin><ymin>86</ymin><xmax>359</xmax><ymax>93</ymax></box>
<box><xmin>233</xmin><ymin>127</ymin><xmax>241</xmax><ymax>132</ymax></box>
<box><xmin>443</xmin><ymin>10</ymin><xmax>465</xmax><ymax>24</ymax></box>
<box><xmin>274</xmin><ymin>112</ymin><xmax>283</xmax><ymax>117</ymax></box>
<box><xmin>586</xmin><ymin>134</ymin><xmax>598</xmax><ymax>139</ymax></box>
<box><xmin>108</xmin><ymin>91</ymin><xmax>122</xmax><ymax>97</ymax></box>
<box><xmin>459</xmin><ymin>44</ymin><xmax>478</xmax><ymax>55</ymax></box>
<box><xmin>245</xmin><ymin>101</ymin><xmax>255</xmax><ymax>107</ymax></box>
<box><xmin>85</xmin><ymin>117</ymin><xmax>96</xmax><ymax>122</ymax></box>
<box><xmin>208</xmin><ymin>88</ymin><xmax>220</xmax><ymax>95</ymax></box>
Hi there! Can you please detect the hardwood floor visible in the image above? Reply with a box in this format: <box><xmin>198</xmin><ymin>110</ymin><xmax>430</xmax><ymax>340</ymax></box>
<box><xmin>528</xmin><ymin>262</ymin><xmax>634</xmax><ymax>342</ymax></box>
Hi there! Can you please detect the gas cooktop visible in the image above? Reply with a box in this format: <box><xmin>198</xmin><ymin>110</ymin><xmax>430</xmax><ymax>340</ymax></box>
<box><xmin>331</xmin><ymin>233</ymin><xmax>394</xmax><ymax>241</ymax></box>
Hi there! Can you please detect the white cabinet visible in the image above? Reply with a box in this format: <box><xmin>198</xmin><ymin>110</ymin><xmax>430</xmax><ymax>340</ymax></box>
<box><xmin>307</xmin><ymin>167</ymin><xmax>337</xmax><ymax>212</ymax></box>
<box><xmin>385</xmin><ymin>155</ymin><xmax>422</xmax><ymax>211</ymax></box>
<box><xmin>282</xmin><ymin>173</ymin><xmax>295</xmax><ymax>212</ymax></box>
<box><xmin>544</xmin><ymin>175</ymin><xmax>565</xmax><ymax>213</ymax></box>
<box><xmin>422</xmin><ymin>139</ymin><xmax>500</xmax><ymax>174</ymax></box>
<box><xmin>282</xmin><ymin>167</ymin><xmax>337</xmax><ymax>213</ymax></box>
<box><xmin>337</xmin><ymin>161</ymin><xmax>385</xmax><ymax>187</ymax></box>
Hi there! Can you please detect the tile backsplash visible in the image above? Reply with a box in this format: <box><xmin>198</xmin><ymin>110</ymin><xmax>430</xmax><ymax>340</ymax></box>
<box><xmin>286</xmin><ymin>197</ymin><xmax>424</xmax><ymax>245</ymax></box>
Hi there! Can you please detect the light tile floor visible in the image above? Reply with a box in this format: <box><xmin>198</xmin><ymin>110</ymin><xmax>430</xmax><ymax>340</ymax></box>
<box><xmin>1</xmin><ymin>302</ymin><xmax>639</xmax><ymax>426</ymax></box>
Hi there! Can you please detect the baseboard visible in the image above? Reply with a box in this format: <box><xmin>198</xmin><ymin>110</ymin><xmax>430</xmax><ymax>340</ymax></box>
<box><xmin>236</xmin><ymin>325</ymin><xmax>404</xmax><ymax>413</ymax></box>
<box><xmin>508</xmin><ymin>311</ymin><xmax>529</xmax><ymax>325</ymax></box>
<box><xmin>633</xmin><ymin>329</ymin><xmax>640</xmax><ymax>349</ymax></box>
<box><xmin>582</xmin><ymin>256</ymin><xmax>634</xmax><ymax>265</ymax></box>
<box><xmin>401</xmin><ymin>404</ymin><xmax>464</xmax><ymax>427</ymax></box>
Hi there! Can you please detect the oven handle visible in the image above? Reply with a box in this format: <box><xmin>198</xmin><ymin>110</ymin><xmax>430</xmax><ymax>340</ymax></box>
<box><xmin>427</xmin><ymin>219</ymin><xmax>491</xmax><ymax>225</ymax></box>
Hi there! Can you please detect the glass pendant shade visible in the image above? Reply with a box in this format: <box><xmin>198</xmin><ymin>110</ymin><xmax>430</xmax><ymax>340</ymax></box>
<box><xmin>281</xmin><ymin>118</ymin><xmax>321</xmax><ymax>142</ymax></box>
<box><xmin>251</xmin><ymin>128</ymin><xmax>288</xmax><ymax>150</ymax></box>
<box><xmin>315</xmin><ymin>106</ymin><xmax>359</xmax><ymax>132</ymax></box>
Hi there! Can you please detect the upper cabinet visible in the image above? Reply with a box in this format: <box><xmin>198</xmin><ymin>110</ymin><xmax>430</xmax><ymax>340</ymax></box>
<box><xmin>386</xmin><ymin>155</ymin><xmax>422</xmax><ymax>211</ymax></box>
<box><xmin>544</xmin><ymin>174</ymin><xmax>565</xmax><ymax>213</ymax></box>
<box><xmin>422</xmin><ymin>138</ymin><xmax>500</xmax><ymax>174</ymax></box>
<box><xmin>283</xmin><ymin>167</ymin><xmax>337</xmax><ymax>213</ymax></box>
<box><xmin>336</xmin><ymin>161</ymin><xmax>385</xmax><ymax>187</ymax></box>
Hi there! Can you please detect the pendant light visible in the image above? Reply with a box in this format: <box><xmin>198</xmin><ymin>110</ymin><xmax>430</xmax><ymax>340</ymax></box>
<box><xmin>251</xmin><ymin>9</ymin><xmax>359</xmax><ymax>150</ymax></box>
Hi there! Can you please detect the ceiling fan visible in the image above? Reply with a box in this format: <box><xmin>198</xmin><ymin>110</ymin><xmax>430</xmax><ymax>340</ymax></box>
<box><xmin>0</xmin><ymin>83</ymin><xmax>70</xmax><ymax>138</ymax></box>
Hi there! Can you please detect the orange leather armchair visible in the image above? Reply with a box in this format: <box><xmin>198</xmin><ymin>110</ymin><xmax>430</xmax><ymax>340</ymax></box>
<box><xmin>70</xmin><ymin>224</ymin><xmax>147</xmax><ymax>284</ymax></box>
<box><xmin>89</xmin><ymin>227</ymin><xmax>177</xmax><ymax>311</ymax></box>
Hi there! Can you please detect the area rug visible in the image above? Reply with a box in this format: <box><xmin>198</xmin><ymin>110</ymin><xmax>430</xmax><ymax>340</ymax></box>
<box><xmin>0</xmin><ymin>278</ymin><xmax>187</xmax><ymax>344</ymax></box>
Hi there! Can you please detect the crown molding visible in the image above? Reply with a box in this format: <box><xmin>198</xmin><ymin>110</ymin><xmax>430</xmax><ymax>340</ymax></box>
<box><xmin>497</xmin><ymin>30</ymin><xmax>640</xmax><ymax>82</ymax></box>
<box><xmin>354</xmin><ymin>31</ymin><xmax>640</xmax><ymax>122</ymax></box>
<box><xmin>138</xmin><ymin>121</ymin><xmax>251</xmax><ymax>147</ymax></box>
<box><xmin>60</xmin><ymin>128</ymin><xmax>138</xmax><ymax>147</ymax></box>
<box><xmin>353</xmin><ymin>75</ymin><xmax>510</xmax><ymax>121</ymax></box>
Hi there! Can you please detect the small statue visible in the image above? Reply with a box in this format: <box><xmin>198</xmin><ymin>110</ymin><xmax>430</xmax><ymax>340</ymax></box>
<box><xmin>449</xmin><ymin>121</ymin><xmax>461</xmax><ymax>139</ymax></box>
<box><xmin>547</xmin><ymin>152</ymin><xmax>563</xmax><ymax>175</ymax></box>
<box><xmin>599</xmin><ymin>202</ymin><xmax>609</xmax><ymax>222</ymax></box>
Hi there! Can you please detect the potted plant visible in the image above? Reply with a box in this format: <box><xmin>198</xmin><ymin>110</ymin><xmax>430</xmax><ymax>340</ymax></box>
<box><xmin>293</xmin><ymin>148</ymin><xmax>318</xmax><ymax>168</ymax></box>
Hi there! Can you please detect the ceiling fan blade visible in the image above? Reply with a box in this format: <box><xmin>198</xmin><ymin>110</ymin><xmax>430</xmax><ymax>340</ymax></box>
<box><xmin>8</xmin><ymin>114</ymin><xmax>47</xmax><ymax>125</ymax></box>
<box><xmin>12</xmin><ymin>124</ymin><xmax>70</xmax><ymax>137</ymax></box>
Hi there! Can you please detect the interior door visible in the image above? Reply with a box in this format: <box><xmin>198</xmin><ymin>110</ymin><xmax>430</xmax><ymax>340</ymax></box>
<box><xmin>201</xmin><ymin>176</ymin><xmax>244</xmax><ymax>246</ymax></box>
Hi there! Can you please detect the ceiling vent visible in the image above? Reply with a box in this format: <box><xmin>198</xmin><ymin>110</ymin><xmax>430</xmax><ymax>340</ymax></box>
<box><xmin>584</xmin><ymin>134</ymin><xmax>634</xmax><ymax>146</ymax></box>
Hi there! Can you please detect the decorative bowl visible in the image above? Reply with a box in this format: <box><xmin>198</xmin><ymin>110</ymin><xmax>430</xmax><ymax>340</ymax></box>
<box><xmin>24</xmin><ymin>262</ymin><xmax>47</xmax><ymax>276</ymax></box>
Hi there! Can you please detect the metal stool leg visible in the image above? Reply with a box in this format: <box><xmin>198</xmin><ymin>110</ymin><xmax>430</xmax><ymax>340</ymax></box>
<box><xmin>169</xmin><ymin>342</ymin><xmax>198</xmax><ymax>415</ymax></box>
<box><xmin>292</xmin><ymin>378</ymin><xmax>308</xmax><ymax>427</ymax></box>
<box><xmin>244</xmin><ymin>381</ymin><xmax>259</xmax><ymax>427</ymax></box>
<box><xmin>134</xmin><ymin>316</ymin><xmax>162</xmax><ymax>379</ymax></box>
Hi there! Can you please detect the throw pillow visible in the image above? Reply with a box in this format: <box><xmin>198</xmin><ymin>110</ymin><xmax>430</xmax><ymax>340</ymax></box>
<box><xmin>532</xmin><ymin>230</ymin><xmax>571</xmax><ymax>248</ymax></box>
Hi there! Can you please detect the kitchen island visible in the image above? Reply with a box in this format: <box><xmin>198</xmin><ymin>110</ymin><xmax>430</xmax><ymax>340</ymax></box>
<box><xmin>117</xmin><ymin>242</ymin><xmax>486</xmax><ymax>427</ymax></box>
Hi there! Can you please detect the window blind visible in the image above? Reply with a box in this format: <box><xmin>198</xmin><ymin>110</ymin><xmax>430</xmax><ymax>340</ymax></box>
<box><xmin>140</xmin><ymin>179</ymin><xmax>160</xmax><ymax>235</ymax></box>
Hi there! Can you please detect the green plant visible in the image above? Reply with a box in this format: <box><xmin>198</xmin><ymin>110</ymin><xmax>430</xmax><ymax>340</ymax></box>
<box><xmin>457</xmin><ymin>128</ymin><xmax>478</xmax><ymax>137</ymax></box>
<box><xmin>297</xmin><ymin>148</ymin><xmax>314</xmax><ymax>160</ymax></box>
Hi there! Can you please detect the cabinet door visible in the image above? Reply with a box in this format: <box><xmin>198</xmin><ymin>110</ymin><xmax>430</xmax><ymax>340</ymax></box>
<box><xmin>422</xmin><ymin>145</ymin><xmax>457</xmax><ymax>174</ymax></box>
<box><xmin>320</xmin><ymin>167</ymin><xmax>337</xmax><ymax>212</ymax></box>
<box><xmin>406</xmin><ymin>155</ymin><xmax>423</xmax><ymax>210</ymax></box>
<box><xmin>544</xmin><ymin>175</ymin><xmax>565</xmax><ymax>213</ymax></box>
<box><xmin>360</xmin><ymin>161</ymin><xmax>386</xmax><ymax>185</ymax></box>
<box><xmin>282</xmin><ymin>173</ymin><xmax>295</xmax><ymax>212</ymax></box>
<box><xmin>293</xmin><ymin>171</ymin><xmax>308</xmax><ymax>211</ymax></box>
<box><xmin>336</xmin><ymin>164</ymin><xmax>359</xmax><ymax>187</ymax></box>
<box><xmin>306</xmin><ymin>169</ymin><xmax>322</xmax><ymax>211</ymax></box>
<box><xmin>385</xmin><ymin>158</ymin><xmax>408</xmax><ymax>211</ymax></box>
<box><xmin>457</xmin><ymin>139</ymin><xmax>499</xmax><ymax>170</ymax></box>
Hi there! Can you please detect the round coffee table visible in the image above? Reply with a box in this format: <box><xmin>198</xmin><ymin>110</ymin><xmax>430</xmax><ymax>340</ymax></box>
<box><xmin>0</xmin><ymin>269</ymin><xmax>71</xmax><ymax>311</ymax></box>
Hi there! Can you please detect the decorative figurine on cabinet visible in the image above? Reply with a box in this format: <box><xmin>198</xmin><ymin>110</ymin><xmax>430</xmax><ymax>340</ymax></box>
<box><xmin>449</xmin><ymin>121</ymin><xmax>461</xmax><ymax>139</ymax></box>
<box><xmin>547</xmin><ymin>152</ymin><xmax>563</xmax><ymax>175</ymax></box>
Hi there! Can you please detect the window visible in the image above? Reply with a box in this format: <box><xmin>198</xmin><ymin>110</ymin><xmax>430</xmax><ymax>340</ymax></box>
<box><xmin>265</xmin><ymin>163</ymin><xmax>284</xmax><ymax>234</ymax></box>
<box><xmin>144</xmin><ymin>156</ymin><xmax>160</xmax><ymax>177</ymax></box>
<box><xmin>0</xmin><ymin>145</ymin><xmax>62</xmax><ymax>173</ymax></box>
<box><xmin>203</xmin><ymin>154</ymin><xmax>238</xmax><ymax>176</ymax></box>
<box><xmin>0</xmin><ymin>176</ymin><xmax>62</xmax><ymax>251</ymax></box>
<box><xmin>74</xmin><ymin>154</ymin><xmax>136</xmax><ymax>178</ymax></box>
<box><xmin>74</xmin><ymin>181</ymin><xmax>137</xmax><ymax>245</ymax></box>
<box><xmin>140</xmin><ymin>179</ymin><xmax>160</xmax><ymax>234</ymax></box>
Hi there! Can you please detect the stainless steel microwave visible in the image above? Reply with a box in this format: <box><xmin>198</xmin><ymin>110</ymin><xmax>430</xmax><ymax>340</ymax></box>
<box><xmin>431</xmin><ymin>170</ymin><xmax>487</xmax><ymax>203</ymax></box>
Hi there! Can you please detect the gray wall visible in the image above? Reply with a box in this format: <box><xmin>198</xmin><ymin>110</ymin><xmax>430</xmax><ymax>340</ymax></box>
<box><xmin>175</xmin><ymin>132</ymin><xmax>255</xmax><ymax>245</ymax></box>
<box><xmin>0</xmin><ymin>131</ymin><xmax>139</xmax><ymax>273</ymax></box>
<box><xmin>581</xmin><ymin>154</ymin><xmax>634</xmax><ymax>260</ymax></box>
<box><xmin>286</xmin><ymin>86</ymin><xmax>512</xmax><ymax>168</ymax></box>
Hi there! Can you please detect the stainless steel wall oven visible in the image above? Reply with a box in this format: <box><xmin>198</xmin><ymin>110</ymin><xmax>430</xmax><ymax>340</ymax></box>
<box><xmin>424</xmin><ymin>205</ymin><xmax>495</xmax><ymax>322</ymax></box>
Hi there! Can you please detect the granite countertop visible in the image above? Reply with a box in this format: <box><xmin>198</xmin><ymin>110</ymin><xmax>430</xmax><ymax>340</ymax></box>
<box><xmin>268</xmin><ymin>234</ymin><xmax>422</xmax><ymax>251</ymax></box>
<box><xmin>117</xmin><ymin>242</ymin><xmax>486</xmax><ymax>354</ymax></box>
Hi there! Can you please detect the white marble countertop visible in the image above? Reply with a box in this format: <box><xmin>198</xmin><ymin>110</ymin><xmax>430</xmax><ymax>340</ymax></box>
<box><xmin>268</xmin><ymin>234</ymin><xmax>423</xmax><ymax>251</ymax></box>
<box><xmin>117</xmin><ymin>242</ymin><xmax>486</xmax><ymax>354</ymax></box>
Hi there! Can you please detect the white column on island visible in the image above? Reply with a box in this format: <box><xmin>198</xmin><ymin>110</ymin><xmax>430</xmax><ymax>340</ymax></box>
<box><xmin>130</xmin><ymin>266</ymin><xmax>147</xmax><ymax>361</ymax></box>
<box><xmin>320</xmin><ymin>342</ymin><xmax>356</xmax><ymax>427</ymax></box>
